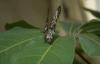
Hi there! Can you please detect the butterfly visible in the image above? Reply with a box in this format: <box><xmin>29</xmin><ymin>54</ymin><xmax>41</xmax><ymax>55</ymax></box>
<box><xmin>44</xmin><ymin>6</ymin><xmax>61</xmax><ymax>44</ymax></box>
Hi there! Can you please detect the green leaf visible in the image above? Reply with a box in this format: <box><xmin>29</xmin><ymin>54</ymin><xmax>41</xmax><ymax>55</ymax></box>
<box><xmin>84</xmin><ymin>7</ymin><xmax>100</xmax><ymax>19</ymax></box>
<box><xmin>60</xmin><ymin>20</ymin><xmax>81</xmax><ymax>35</ymax></box>
<box><xmin>5</xmin><ymin>20</ymin><xmax>39</xmax><ymax>30</ymax></box>
<box><xmin>80</xmin><ymin>20</ymin><xmax>100</xmax><ymax>33</ymax></box>
<box><xmin>0</xmin><ymin>27</ymin><xmax>75</xmax><ymax>64</ymax></box>
<box><xmin>79</xmin><ymin>33</ymin><xmax>100</xmax><ymax>56</ymax></box>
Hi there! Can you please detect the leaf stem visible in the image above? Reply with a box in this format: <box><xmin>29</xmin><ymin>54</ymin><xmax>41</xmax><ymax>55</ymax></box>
<box><xmin>76</xmin><ymin>49</ymin><xmax>91</xmax><ymax>64</ymax></box>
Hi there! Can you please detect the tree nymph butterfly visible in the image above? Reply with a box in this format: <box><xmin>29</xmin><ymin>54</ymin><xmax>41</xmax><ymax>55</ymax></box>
<box><xmin>44</xmin><ymin>6</ymin><xmax>61</xmax><ymax>44</ymax></box>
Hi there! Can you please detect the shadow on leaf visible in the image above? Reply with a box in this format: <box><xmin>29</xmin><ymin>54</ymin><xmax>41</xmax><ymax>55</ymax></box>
<box><xmin>5</xmin><ymin>20</ymin><xmax>39</xmax><ymax>30</ymax></box>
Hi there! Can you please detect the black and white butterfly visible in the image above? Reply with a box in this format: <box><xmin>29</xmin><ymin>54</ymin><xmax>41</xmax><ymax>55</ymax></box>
<box><xmin>44</xmin><ymin>6</ymin><xmax>61</xmax><ymax>44</ymax></box>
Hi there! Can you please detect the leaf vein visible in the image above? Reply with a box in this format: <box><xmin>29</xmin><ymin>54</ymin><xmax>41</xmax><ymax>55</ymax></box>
<box><xmin>0</xmin><ymin>38</ymin><xmax>33</xmax><ymax>54</ymax></box>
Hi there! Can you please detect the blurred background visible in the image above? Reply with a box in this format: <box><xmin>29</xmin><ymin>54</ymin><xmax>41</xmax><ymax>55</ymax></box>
<box><xmin>83</xmin><ymin>0</ymin><xmax>100</xmax><ymax>20</ymax></box>
<box><xmin>0</xmin><ymin>0</ymin><xmax>100</xmax><ymax>63</ymax></box>
<box><xmin>0</xmin><ymin>0</ymin><xmax>99</xmax><ymax>31</ymax></box>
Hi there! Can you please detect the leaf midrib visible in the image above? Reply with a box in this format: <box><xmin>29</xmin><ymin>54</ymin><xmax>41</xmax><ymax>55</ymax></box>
<box><xmin>37</xmin><ymin>45</ymin><xmax>53</xmax><ymax>64</ymax></box>
<box><xmin>37</xmin><ymin>38</ymin><xmax>65</xmax><ymax>64</ymax></box>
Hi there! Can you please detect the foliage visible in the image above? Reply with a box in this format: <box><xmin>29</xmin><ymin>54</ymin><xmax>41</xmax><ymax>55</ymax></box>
<box><xmin>0</xmin><ymin>8</ymin><xmax>100</xmax><ymax>64</ymax></box>
<box><xmin>84</xmin><ymin>7</ymin><xmax>100</xmax><ymax>19</ymax></box>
